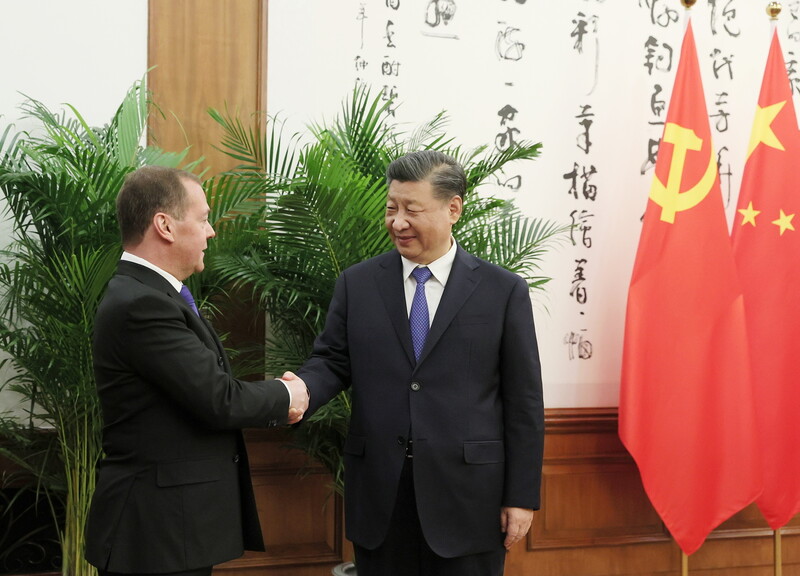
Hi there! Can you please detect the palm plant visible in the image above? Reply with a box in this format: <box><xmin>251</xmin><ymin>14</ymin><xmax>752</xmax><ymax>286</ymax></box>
<box><xmin>0</xmin><ymin>79</ymin><xmax>197</xmax><ymax>576</ymax></box>
<box><xmin>205</xmin><ymin>85</ymin><xmax>568</xmax><ymax>494</ymax></box>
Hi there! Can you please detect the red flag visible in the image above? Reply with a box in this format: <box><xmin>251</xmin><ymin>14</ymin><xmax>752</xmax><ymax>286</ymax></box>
<box><xmin>732</xmin><ymin>28</ymin><xmax>800</xmax><ymax>530</ymax></box>
<box><xmin>619</xmin><ymin>20</ymin><xmax>762</xmax><ymax>555</ymax></box>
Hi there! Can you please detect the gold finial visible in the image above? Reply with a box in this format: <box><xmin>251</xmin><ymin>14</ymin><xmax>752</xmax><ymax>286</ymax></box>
<box><xmin>767</xmin><ymin>2</ymin><xmax>782</xmax><ymax>19</ymax></box>
<box><xmin>681</xmin><ymin>0</ymin><xmax>697</xmax><ymax>7</ymax></box>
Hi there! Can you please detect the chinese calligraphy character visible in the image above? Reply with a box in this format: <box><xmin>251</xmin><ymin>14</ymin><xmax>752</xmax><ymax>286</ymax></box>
<box><xmin>576</xmin><ymin>104</ymin><xmax>594</xmax><ymax>154</ymax></box>
<box><xmin>644</xmin><ymin>36</ymin><xmax>674</xmax><ymax>75</ymax></box>
<box><xmin>357</xmin><ymin>4</ymin><xmax>368</xmax><ymax>49</ymax></box>
<box><xmin>495</xmin><ymin>104</ymin><xmax>521</xmax><ymax>151</ymax></box>
<box><xmin>570</xmin><ymin>259</ymin><xmax>589</xmax><ymax>304</ymax></box>
<box><xmin>716</xmin><ymin>146</ymin><xmax>733</xmax><ymax>207</ymax></box>
<box><xmin>786</xmin><ymin>51</ymin><xmax>800</xmax><ymax>97</ymax></box>
<box><xmin>709</xmin><ymin>0</ymin><xmax>740</xmax><ymax>37</ymax></box>
<box><xmin>570</xmin><ymin>209</ymin><xmax>594</xmax><ymax>248</ymax></box>
<box><xmin>640</xmin><ymin>138</ymin><xmax>659</xmax><ymax>175</ymax></box>
<box><xmin>572</xmin><ymin>12</ymin><xmax>590</xmax><ymax>54</ymax></box>
<box><xmin>640</xmin><ymin>0</ymin><xmax>679</xmax><ymax>28</ymax></box>
<box><xmin>564</xmin><ymin>330</ymin><xmax>593</xmax><ymax>360</ymax></box>
<box><xmin>354</xmin><ymin>55</ymin><xmax>368</xmax><ymax>73</ymax></box>
<box><xmin>709</xmin><ymin>92</ymin><xmax>730</xmax><ymax>132</ymax></box>
<box><xmin>710</xmin><ymin>48</ymin><xmax>734</xmax><ymax>81</ymax></box>
<box><xmin>381</xmin><ymin>57</ymin><xmax>401</xmax><ymax>76</ymax></box>
<box><xmin>496</xmin><ymin>24</ymin><xmax>525</xmax><ymax>61</ymax></box>
<box><xmin>385</xmin><ymin>19</ymin><xmax>397</xmax><ymax>48</ymax></box>
<box><xmin>425</xmin><ymin>0</ymin><xmax>457</xmax><ymax>27</ymax></box>
<box><xmin>494</xmin><ymin>173</ymin><xmax>522</xmax><ymax>191</ymax></box>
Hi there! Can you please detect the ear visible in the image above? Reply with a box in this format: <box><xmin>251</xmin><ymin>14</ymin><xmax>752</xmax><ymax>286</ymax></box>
<box><xmin>153</xmin><ymin>212</ymin><xmax>175</xmax><ymax>243</ymax></box>
<box><xmin>449</xmin><ymin>195</ymin><xmax>463</xmax><ymax>224</ymax></box>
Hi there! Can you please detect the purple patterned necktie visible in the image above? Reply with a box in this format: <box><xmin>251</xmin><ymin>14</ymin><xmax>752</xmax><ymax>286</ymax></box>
<box><xmin>179</xmin><ymin>285</ymin><xmax>200</xmax><ymax>316</ymax></box>
<box><xmin>409</xmin><ymin>267</ymin><xmax>433</xmax><ymax>361</ymax></box>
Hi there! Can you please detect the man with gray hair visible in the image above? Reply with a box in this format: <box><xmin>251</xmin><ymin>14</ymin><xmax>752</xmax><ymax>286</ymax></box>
<box><xmin>287</xmin><ymin>150</ymin><xmax>544</xmax><ymax>575</ymax></box>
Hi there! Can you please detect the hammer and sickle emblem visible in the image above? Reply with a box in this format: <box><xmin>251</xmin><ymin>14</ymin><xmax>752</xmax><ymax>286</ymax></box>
<box><xmin>649</xmin><ymin>123</ymin><xmax>717</xmax><ymax>223</ymax></box>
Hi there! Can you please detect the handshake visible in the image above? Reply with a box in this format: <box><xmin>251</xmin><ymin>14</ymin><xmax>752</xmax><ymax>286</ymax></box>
<box><xmin>282</xmin><ymin>371</ymin><xmax>308</xmax><ymax>425</ymax></box>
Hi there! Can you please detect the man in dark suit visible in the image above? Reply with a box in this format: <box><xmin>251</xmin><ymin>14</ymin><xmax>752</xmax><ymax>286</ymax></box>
<box><xmin>85</xmin><ymin>166</ymin><xmax>308</xmax><ymax>576</ymax></box>
<box><xmin>288</xmin><ymin>150</ymin><xmax>545</xmax><ymax>575</ymax></box>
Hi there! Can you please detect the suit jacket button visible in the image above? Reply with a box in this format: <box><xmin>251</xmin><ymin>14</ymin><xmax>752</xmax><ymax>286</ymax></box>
<box><xmin>410</xmin><ymin>381</ymin><xmax>421</xmax><ymax>391</ymax></box>
<box><xmin>233</xmin><ymin>454</ymin><xmax>240</xmax><ymax>463</ymax></box>
<box><xmin>217</xmin><ymin>356</ymin><xmax>224</xmax><ymax>366</ymax></box>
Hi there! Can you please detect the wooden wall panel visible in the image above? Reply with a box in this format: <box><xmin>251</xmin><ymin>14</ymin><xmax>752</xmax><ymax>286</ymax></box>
<box><xmin>505</xmin><ymin>408</ymin><xmax>800</xmax><ymax>576</ymax></box>
<box><xmin>148</xmin><ymin>0</ymin><xmax>267</xmax><ymax>174</ymax></box>
<box><xmin>216</xmin><ymin>429</ymin><xmax>346</xmax><ymax>576</ymax></box>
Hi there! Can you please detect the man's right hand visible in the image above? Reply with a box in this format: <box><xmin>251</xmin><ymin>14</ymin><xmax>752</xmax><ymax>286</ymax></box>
<box><xmin>282</xmin><ymin>371</ymin><xmax>309</xmax><ymax>424</ymax></box>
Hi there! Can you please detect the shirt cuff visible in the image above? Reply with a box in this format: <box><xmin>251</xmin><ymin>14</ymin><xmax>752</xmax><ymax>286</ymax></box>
<box><xmin>277</xmin><ymin>378</ymin><xmax>293</xmax><ymax>407</ymax></box>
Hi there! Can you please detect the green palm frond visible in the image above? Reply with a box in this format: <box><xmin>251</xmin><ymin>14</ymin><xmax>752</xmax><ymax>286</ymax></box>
<box><xmin>208</xmin><ymin>106</ymin><xmax>301</xmax><ymax>179</ymax></box>
<box><xmin>0</xmin><ymin>77</ymin><xmax>195</xmax><ymax>576</ymax></box>
<box><xmin>310</xmin><ymin>84</ymin><xmax>397</xmax><ymax>181</ymax></box>
<box><xmin>401</xmin><ymin>110</ymin><xmax>454</xmax><ymax>154</ymax></box>
<box><xmin>205</xmin><ymin>87</ymin><xmax>566</xmax><ymax>495</ymax></box>
<box><xmin>450</xmin><ymin>139</ymin><xmax>544</xmax><ymax>192</ymax></box>
<box><xmin>459</xmin><ymin>212</ymin><xmax>570</xmax><ymax>290</ymax></box>
<box><xmin>109</xmin><ymin>76</ymin><xmax>149</xmax><ymax>167</ymax></box>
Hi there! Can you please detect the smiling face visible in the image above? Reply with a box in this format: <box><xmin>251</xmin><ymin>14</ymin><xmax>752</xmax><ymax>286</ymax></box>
<box><xmin>170</xmin><ymin>177</ymin><xmax>216</xmax><ymax>279</ymax></box>
<box><xmin>384</xmin><ymin>178</ymin><xmax>462</xmax><ymax>265</ymax></box>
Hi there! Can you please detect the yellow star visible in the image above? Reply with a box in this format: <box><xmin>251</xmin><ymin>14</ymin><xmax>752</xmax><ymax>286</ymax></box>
<box><xmin>738</xmin><ymin>201</ymin><xmax>760</xmax><ymax>226</ymax></box>
<box><xmin>747</xmin><ymin>101</ymin><xmax>786</xmax><ymax>159</ymax></box>
<box><xmin>771</xmin><ymin>209</ymin><xmax>795</xmax><ymax>235</ymax></box>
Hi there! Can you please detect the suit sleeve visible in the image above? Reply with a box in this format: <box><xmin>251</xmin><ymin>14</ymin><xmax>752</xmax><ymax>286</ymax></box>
<box><xmin>500</xmin><ymin>275</ymin><xmax>545</xmax><ymax>510</ymax></box>
<box><xmin>297</xmin><ymin>272</ymin><xmax>352</xmax><ymax>417</ymax></box>
<box><xmin>117</xmin><ymin>291</ymin><xmax>290</xmax><ymax>428</ymax></box>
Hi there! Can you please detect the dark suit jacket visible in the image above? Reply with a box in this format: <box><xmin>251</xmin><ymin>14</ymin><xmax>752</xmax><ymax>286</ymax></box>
<box><xmin>85</xmin><ymin>261</ymin><xmax>290</xmax><ymax>573</ymax></box>
<box><xmin>298</xmin><ymin>246</ymin><xmax>544</xmax><ymax>558</ymax></box>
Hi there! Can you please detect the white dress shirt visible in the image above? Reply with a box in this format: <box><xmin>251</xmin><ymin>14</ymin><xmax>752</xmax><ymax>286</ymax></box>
<box><xmin>121</xmin><ymin>251</ymin><xmax>183</xmax><ymax>293</ymax></box>
<box><xmin>401</xmin><ymin>238</ymin><xmax>458</xmax><ymax>326</ymax></box>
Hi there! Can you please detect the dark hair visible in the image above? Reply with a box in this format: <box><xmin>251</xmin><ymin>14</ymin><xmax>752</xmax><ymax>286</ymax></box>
<box><xmin>116</xmin><ymin>166</ymin><xmax>201</xmax><ymax>247</ymax></box>
<box><xmin>386</xmin><ymin>150</ymin><xmax>466</xmax><ymax>201</ymax></box>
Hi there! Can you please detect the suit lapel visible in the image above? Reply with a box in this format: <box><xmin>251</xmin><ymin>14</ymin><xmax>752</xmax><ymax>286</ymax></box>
<box><xmin>375</xmin><ymin>252</ymin><xmax>416</xmax><ymax>365</ymax></box>
<box><xmin>117</xmin><ymin>260</ymin><xmax>175</xmax><ymax>296</ymax></box>
<box><xmin>116</xmin><ymin>261</ymin><xmax>226</xmax><ymax>360</ymax></box>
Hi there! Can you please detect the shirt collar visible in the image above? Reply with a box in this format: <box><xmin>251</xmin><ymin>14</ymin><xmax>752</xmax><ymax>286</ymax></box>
<box><xmin>121</xmin><ymin>251</ymin><xmax>183</xmax><ymax>293</ymax></box>
<box><xmin>401</xmin><ymin>237</ymin><xmax>458</xmax><ymax>285</ymax></box>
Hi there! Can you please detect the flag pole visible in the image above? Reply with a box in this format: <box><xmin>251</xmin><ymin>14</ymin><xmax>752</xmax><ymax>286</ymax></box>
<box><xmin>673</xmin><ymin>5</ymin><xmax>693</xmax><ymax>576</ymax></box>
<box><xmin>680</xmin><ymin>0</ymin><xmax>696</xmax><ymax>31</ymax></box>
<box><xmin>768</xmin><ymin>2</ymin><xmax>782</xmax><ymax>40</ymax></box>
<box><xmin>761</xmin><ymin>7</ymin><xmax>784</xmax><ymax>575</ymax></box>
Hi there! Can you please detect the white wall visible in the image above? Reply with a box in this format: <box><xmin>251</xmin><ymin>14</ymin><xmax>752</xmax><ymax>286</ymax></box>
<box><xmin>0</xmin><ymin>1</ymin><xmax>795</xmax><ymax>411</ymax></box>
<box><xmin>267</xmin><ymin>1</ymin><xmax>800</xmax><ymax>408</ymax></box>
<box><xmin>0</xmin><ymin>0</ymin><xmax>148</xmax><ymax>414</ymax></box>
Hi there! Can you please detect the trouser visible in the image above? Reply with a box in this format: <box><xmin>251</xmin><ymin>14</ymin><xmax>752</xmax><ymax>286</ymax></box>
<box><xmin>353</xmin><ymin>457</ymin><xmax>506</xmax><ymax>576</ymax></box>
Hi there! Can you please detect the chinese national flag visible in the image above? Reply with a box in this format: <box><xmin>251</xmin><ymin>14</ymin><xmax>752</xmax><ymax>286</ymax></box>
<box><xmin>619</xmin><ymin>20</ymin><xmax>761</xmax><ymax>555</ymax></box>
<box><xmin>732</xmin><ymin>28</ymin><xmax>800</xmax><ymax>530</ymax></box>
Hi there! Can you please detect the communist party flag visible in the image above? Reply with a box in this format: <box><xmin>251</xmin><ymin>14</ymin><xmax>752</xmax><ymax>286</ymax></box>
<box><xmin>619</xmin><ymin>20</ymin><xmax>761</xmax><ymax>555</ymax></box>
<box><xmin>732</xmin><ymin>28</ymin><xmax>800</xmax><ymax>530</ymax></box>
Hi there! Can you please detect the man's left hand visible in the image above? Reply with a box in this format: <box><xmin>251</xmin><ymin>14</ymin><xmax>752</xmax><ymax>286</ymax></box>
<box><xmin>500</xmin><ymin>507</ymin><xmax>534</xmax><ymax>550</ymax></box>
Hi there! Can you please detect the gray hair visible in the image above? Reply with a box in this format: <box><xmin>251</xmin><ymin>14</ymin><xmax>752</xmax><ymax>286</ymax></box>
<box><xmin>386</xmin><ymin>150</ymin><xmax>466</xmax><ymax>201</ymax></box>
